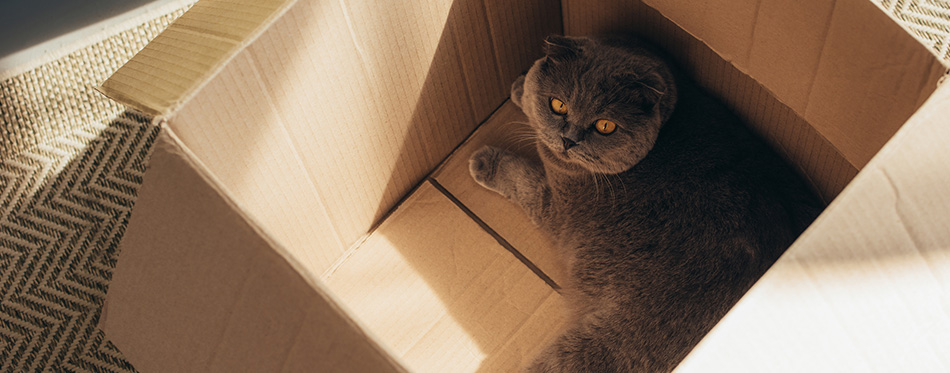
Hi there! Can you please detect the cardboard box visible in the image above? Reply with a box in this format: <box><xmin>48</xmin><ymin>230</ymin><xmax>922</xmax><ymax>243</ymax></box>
<box><xmin>97</xmin><ymin>0</ymin><xmax>950</xmax><ymax>371</ymax></box>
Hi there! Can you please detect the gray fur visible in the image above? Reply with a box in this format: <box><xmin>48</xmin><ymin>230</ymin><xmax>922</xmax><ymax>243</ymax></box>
<box><xmin>469</xmin><ymin>35</ymin><xmax>821</xmax><ymax>372</ymax></box>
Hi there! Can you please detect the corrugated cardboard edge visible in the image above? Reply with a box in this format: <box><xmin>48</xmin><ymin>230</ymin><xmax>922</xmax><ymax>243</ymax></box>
<box><xmin>96</xmin><ymin>0</ymin><xmax>300</xmax><ymax>117</ymax></box>
<box><xmin>139</xmin><ymin>124</ymin><xmax>410</xmax><ymax>372</ymax></box>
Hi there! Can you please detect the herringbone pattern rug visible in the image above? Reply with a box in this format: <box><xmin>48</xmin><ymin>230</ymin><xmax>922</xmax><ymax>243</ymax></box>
<box><xmin>0</xmin><ymin>6</ymin><xmax>188</xmax><ymax>372</ymax></box>
<box><xmin>0</xmin><ymin>1</ymin><xmax>947</xmax><ymax>371</ymax></box>
<box><xmin>881</xmin><ymin>0</ymin><xmax>950</xmax><ymax>60</ymax></box>
<box><xmin>0</xmin><ymin>112</ymin><xmax>157</xmax><ymax>372</ymax></box>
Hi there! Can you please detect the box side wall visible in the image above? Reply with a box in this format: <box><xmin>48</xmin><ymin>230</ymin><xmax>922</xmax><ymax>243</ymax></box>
<box><xmin>677</xmin><ymin>69</ymin><xmax>950</xmax><ymax>373</ymax></box>
<box><xmin>564</xmin><ymin>0</ymin><xmax>946</xmax><ymax>176</ymax></box>
<box><xmin>167</xmin><ymin>0</ymin><xmax>562</xmax><ymax>276</ymax></box>
<box><xmin>563</xmin><ymin>0</ymin><xmax>856</xmax><ymax>201</ymax></box>
<box><xmin>324</xmin><ymin>181</ymin><xmax>565</xmax><ymax>372</ymax></box>
<box><xmin>646</xmin><ymin>0</ymin><xmax>945</xmax><ymax>169</ymax></box>
<box><xmin>104</xmin><ymin>130</ymin><xmax>406</xmax><ymax>372</ymax></box>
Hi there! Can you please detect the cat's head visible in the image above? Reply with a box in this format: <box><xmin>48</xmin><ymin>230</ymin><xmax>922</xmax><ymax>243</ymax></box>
<box><xmin>512</xmin><ymin>35</ymin><xmax>677</xmax><ymax>174</ymax></box>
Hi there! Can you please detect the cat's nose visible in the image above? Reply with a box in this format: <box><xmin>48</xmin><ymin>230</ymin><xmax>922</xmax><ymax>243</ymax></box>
<box><xmin>561</xmin><ymin>137</ymin><xmax>577</xmax><ymax>150</ymax></box>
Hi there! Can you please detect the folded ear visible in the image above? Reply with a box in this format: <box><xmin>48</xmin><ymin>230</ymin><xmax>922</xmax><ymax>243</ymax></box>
<box><xmin>637</xmin><ymin>74</ymin><xmax>667</xmax><ymax>113</ymax></box>
<box><xmin>617</xmin><ymin>72</ymin><xmax>667</xmax><ymax>113</ymax></box>
<box><xmin>543</xmin><ymin>35</ymin><xmax>586</xmax><ymax>63</ymax></box>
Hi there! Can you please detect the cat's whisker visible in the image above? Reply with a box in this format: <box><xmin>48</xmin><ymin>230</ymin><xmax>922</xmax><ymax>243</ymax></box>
<box><xmin>509</xmin><ymin>133</ymin><xmax>539</xmax><ymax>142</ymax></box>
<box><xmin>506</xmin><ymin>134</ymin><xmax>540</xmax><ymax>149</ymax></box>
<box><xmin>505</xmin><ymin>136</ymin><xmax>537</xmax><ymax>149</ymax></box>
<box><xmin>601</xmin><ymin>173</ymin><xmax>617</xmax><ymax>203</ymax></box>
<box><xmin>599</xmin><ymin>173</ymin><xmax>614</xmax><ymax>204</ymax></box>
<box><xmin>511</xmin><ymin>139</ymin><xmax>538</xmax><ymax>148</ymax></box>
<box><xmin>590</xmin><ymin>172</ymin><xmax>601</xmax><ymax>203</ymax></box>
<box><xmin>616</xmin><ymin>172</ymin><xmax>628</xmax><ymax>196</ymax></box>
<box><xmin>509</xmin><ymin>132</ymin><xmax>537</xmax><ymax>141</ymax></box>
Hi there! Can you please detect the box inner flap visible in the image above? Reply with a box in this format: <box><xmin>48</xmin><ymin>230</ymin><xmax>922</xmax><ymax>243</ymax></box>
<box><xmin>166</xmin><ymin>51</ymin><xmax>346</xmax><ymax>276</ymax></box>
<box><xmin>324</xmin><ymin>181</ymin><xmax>565</xmax><ymax>372</ymax></box>
<box><xmin>566</xmin><ymin>0</ymin><xmax>947</xmax><ymax>169</ymax></box>
<box><xmin>103</xmin><ymin>130</ymin><xmax>405</xmax><ymax>372</ymax></box>
<box><xmin>98</xmin><ymin>0</ymin><xmax>296</xmax><ymax>116</ymax></box>
<box><xmin>678</xmin><ymin>76</ymin><xmax>950</xmax><ymax>372</ymax></box>
<box><xmin>433</xmin><ymin>101</ymin><xmax>567</xmax><ymax>287</ymax></box>
<box><xmin>562</xmin><ymin>0</ymin><xmax>861</xmax><ymax>203</ymax></box>
<box><xmin>164</xmin><ymin>0</ymin><xmax>561</xmax><ymax>278</ymax></box>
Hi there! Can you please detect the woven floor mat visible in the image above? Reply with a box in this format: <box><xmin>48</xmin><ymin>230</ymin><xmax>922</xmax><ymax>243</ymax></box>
<box><xmin>0</xmin><ymin>6</ymin><xmax>188</xmax><ymax>372</ymax></box>
<box><xmin>880</xmin><ymin>0</ymin><xmax>950</xmax><ymax>60</ymax></box>
<box><xmin>0</xmin><ymin>1</ymin><xmax>947</xmax><ymax>371</ymax></box>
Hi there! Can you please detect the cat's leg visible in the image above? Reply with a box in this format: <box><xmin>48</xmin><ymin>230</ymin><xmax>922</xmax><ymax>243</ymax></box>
<box><xmin>469</xmin><ymin>146</ymin><xmax>552</xmax><ymax>228</ymax></box>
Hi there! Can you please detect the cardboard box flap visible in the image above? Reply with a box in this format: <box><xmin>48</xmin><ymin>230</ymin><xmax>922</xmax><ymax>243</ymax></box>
<box><xmin>432</xmin><ymin>102</ymin><xmax>568</xmax><ymax>288</ymax></box>
<box><xmin>677</xmin><ymin>79</ymin><xmax>950</xmax><ymax>371</ymax></box>
<box><xmin>324</xmin><ymin>181</ymin><xmax>565</xmax><ymax>372</ymax></box>
<box><xmin>158</xmin><ymin>0</ymin><xmax>562</xmax><ymax>278</ymax></box>
<box><xmin>104</xmin><ymin>129</ymin><xmax>407</xmax><ymax>372</ymax></box>
<box><xmin>98</xmin><ymin>0</ymin><xmax>296</xmax><ymax>116</ymax></box>
<box><xmin>570</xmin><ymin>0</ymin><xmax>949</xmax><ymax>169</ymax></box>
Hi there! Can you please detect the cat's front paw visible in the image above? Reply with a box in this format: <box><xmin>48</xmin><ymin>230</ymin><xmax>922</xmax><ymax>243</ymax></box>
<box><xmin>469</xmin><ymin>146</ymin><xmax>505</xmax><ymax>190</ymax></box>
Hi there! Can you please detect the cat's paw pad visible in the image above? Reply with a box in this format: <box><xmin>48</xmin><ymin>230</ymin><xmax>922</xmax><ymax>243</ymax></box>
<box><xmin>469</xmin><ymin>146</ymin><xmax>503</xmax><ymax>188</ymax></box>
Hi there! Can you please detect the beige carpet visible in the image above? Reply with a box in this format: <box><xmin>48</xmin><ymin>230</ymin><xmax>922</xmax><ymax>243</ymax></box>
<box><xmin>0</xmin><ymin>1</ymin><xmax>946</xmax><ymax>371</ymax></box>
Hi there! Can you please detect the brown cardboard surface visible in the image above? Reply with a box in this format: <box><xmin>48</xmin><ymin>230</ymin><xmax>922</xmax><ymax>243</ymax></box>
<box><xmin>168</xmin><ymin>51</ymin><xmax>345</xmax><ymax>276</ymax></box>
<box><xmin>101</xmin><ymin>0</ymin><xmax>950</xmax><ymax>370</ymax></box>
<box><xmin>561</xmin><ymin>0</ymin><xmax>857</xmax><ymax>202</ymax></box>
<box><xmin>569</xmin><ymin>0</ymin><xmax>946</xmax><ymax>169</ymax></box>
<box><xmin>672</xmin><ymin>38</ymin><xmax>858</xmax><ymax>203</ymax></box>
<box><xmin>802</xmin><ymin>0</ymin><xmax>948</xmax><ymax>167</ymax></box>
<box><xmin>104</xmin><ymin>130</ymin><xmax>405</xmax><ymax>372</ymax></box>
<box><xmin>99</xmin><ymin>0</ymin><xmax>295</xmax><ymax>115</ymax></box>
<box><xmin>324</xmin><ymin>181</ymin><xmax>564</xmax><ymax>372</ymax></box>
<box><xmin>149</xmin><ymin>0</ymin><xmax>562</xmax><ymax>276</ymax></box>
<box><xmin>678</xmin><ymin>80</ymin><xmax>950</xmax><ymax>372</ymax></box>
<box><xmin>432</xmin><ymin>102</ymin><xmax>567</xmax><ymax>287</ymax></box>
<box><xmin>649</xmin><ymin>0</ymin><xmax>946</xmax><ymax>169</ymax></box>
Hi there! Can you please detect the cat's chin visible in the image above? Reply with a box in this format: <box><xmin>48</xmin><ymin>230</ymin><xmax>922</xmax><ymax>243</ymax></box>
<box><xmin>544</xmin><ymin>146</ymin><xmax>612</xmax><ymax>174</ymax></box>
<box><xmin>568</xmin><ymin>154</ymin><xmax>633</xmax><ymax>175</ymax></box>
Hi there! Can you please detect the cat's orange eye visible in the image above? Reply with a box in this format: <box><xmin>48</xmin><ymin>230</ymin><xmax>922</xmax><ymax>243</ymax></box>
<box><xmin>595</xmin><ymin>119</ymin><xmax>616</xmax><ymax>135</ymax></box>
<box><xmin>550</xmin><ymin>98</ymin><xmax>568</xmax><ymax>115</ymax></box>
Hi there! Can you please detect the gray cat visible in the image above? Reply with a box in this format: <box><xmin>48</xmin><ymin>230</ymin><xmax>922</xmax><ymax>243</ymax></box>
<box><xmin>469</xmin><ymin>35</ymin><xmax>821</xmax><ymax>372</ymax></box>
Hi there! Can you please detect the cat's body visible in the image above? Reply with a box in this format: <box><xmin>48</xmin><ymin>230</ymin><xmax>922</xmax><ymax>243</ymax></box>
<box><xmin>469</xmin><ymin>36</ymin><xmax>821</xmax><ymax>372</ymax></box>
